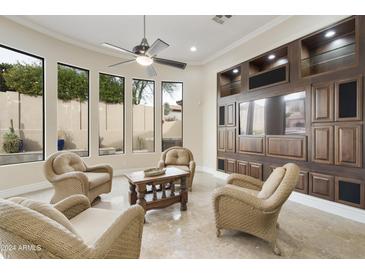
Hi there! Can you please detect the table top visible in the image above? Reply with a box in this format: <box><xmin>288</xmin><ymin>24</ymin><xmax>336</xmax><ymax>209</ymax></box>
<box><xmin>124</xmin><ymin>167</ymin><xmax>190</xmax><ymax>184</ymax></box>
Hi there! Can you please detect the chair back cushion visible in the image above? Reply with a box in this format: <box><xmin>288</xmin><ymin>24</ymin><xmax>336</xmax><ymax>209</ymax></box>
<box><xmin>8</xmin><ymin>197</ymin><xmax>78</xmax><ymax>236</ymax></box>
<box><xmin>257</xmin><ymin>167</ymin><xmax>286</xmax><ymax>199</ymax></box>
<box><xmin>165</xmin><ymin>149</ymin><xmax>190</xmax><ymax>166</ymax></box>
<box><xmin>52</xmin><ymin>152</ymin><xmax>86</xmax><ymax>174</ymax></box>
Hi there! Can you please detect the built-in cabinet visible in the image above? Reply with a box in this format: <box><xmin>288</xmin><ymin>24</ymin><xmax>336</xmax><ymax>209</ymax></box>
<box><xmin>217</xmin><ymin>16</ymin><xmax>365</xmax><ymax>210</ymax></box>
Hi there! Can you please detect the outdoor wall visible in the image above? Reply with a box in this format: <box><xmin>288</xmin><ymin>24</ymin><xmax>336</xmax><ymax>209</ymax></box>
<box><xmin>200</xmin><ymin>15</ymin><xmax>349</xmax><ymax>172</ymax></box>
<box><xmin>0</xmin><ymin>16</ymin><xmax>203</xmax><ymax>191</ymax></box>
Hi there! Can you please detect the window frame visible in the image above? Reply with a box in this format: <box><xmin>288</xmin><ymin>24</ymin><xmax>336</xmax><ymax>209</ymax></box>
<box><xmin>0</xmin><ymin>43</ymin><xmax>45</xmax><ymax>166</ymax></box>
<box><xmin>161</xmin><ymin>81</ymin><xmax>184</xmax><ymax>151</ymax></box>
<box><xmin>132</xmin><ymin>78</ymin><xmax>156</xmax><ymax>153</ymax></box>
<box><xmin>57</xmin><ymin>62</ymin><xmax>90</xmax><ymax>157</ymax></box>
<box><xmin>98</xmin><ymin>72</ymin><xmax>126</xmax><ymax>156</ymax></box>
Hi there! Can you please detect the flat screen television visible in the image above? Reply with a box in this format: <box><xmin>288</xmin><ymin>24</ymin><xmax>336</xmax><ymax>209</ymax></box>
<box><xmin>239</xmin><ymin>91</ymin><xmax>306</xmax><ymax>135</ymax></box>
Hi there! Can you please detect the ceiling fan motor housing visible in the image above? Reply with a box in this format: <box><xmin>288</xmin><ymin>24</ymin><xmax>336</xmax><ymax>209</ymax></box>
<box><xmin>133</xmin><ymin>38</ymin><xmax>150</xmax><ymax>55</ymax></box>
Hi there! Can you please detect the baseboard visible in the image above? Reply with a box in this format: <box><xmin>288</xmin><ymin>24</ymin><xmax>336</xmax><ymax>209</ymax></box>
<box><xmin>0</xmin><ymin>181</ymin><xmax>51</xmax><ymax>198</ymax></box>
<box><xmin>289</xmin><ymin>192</ymin><xmax>365</xmax><ymax>224</ymax></box>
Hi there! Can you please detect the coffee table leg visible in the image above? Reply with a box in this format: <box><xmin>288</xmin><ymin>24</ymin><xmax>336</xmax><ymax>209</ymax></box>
<box><xmin>129</xmin><ymin>183</ymin><xmax>137</xmax><ymax>205</ymax></box>
<box><xmin>136</xmin><ymin>184</ymin><xmax>147</xmax><ymax>212</ymax></box>
<box><xmin>180</xmin><ymin>177</ymin><xmax>188</xmax><ymax>211</ymax></box>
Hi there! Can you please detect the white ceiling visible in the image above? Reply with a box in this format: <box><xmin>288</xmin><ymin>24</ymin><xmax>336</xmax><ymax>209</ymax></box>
<box><xmin>8</xmin><ymin>15</ymin><xmax>287</xmax><ymax>64</ymax></box>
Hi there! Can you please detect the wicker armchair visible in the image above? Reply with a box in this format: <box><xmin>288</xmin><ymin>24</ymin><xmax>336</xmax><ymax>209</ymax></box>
<box><xmin>158</xmin><ymin>146</ymin><xmax>196</xmax><ymax>191</ymax></box>
<box><xmin>213</xmin><ymin>163</ymin><xmax>300</xmax><ymax>255</ymax></box>
<box><xmin>44</xmin><ymin>151</ymin><xmax>113</xmax><ymax>203</ymax></box>
<box><xmin>0</xmin><ymin>195</ymin><xmax>145</xmax><ymax>259</ymax></box>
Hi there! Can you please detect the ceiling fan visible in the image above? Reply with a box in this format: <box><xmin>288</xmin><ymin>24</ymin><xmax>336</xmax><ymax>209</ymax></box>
<box><xmin>102</xmin><ymin>15</ymin><xmax>187</xmax><ymax>77</ymax></box>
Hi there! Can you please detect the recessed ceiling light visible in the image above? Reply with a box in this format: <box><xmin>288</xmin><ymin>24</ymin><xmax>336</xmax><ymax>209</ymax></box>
<box><xmin>190</xmin><ymin>46</ymin><xmax>197</xmax><ymax>52</ymax></box>
<box><xmin>325</xmin><ymin>30</ymin><xmax>336</xmax><ymax>38</ymax></box>
<box><xmin>268</xmin><ymin>54</ymin><xmax>276</xmax><ymax>60</ymax></box>
<box><xmin>233</xmin><ymin>69</ymin><xmax>239</xmax><ymax>74</ymax></box>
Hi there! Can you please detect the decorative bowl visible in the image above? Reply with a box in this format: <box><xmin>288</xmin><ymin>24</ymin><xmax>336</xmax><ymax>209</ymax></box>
<box><xmin>144</xmin><ymin>167</ymin><xmax>166</xmax><ymax>177</ymax></box>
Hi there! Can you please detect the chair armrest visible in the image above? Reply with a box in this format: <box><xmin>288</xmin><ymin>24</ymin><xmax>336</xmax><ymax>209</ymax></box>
<box><xmin>53</xmin><ymin>194</ymin><xmax>91</xmax><ymax>219</ymax></box>
<box><xmin>213</xmin><ymin>185</ymin><xmax>267</xmax><ymax>211</ymax></box>
<box><xmin>157</xmin><ymin>160</ymin><xmax>165</xmax><ymax>169</ymax></box>
<box><xmin>189</xmin><ymin>160</ymin><xmax>196</xmax><ymax>173</ymax></box>
<box><xmin>86</xmin><ymin>164</ymin><xmax>113</xmax><ymax>175</ymax></box>
<box><xmin>92</xmin><ymin>205</ymin><xmax>145</xmax><ymax>258</ymax></box>
<box><xmin>226</xmin><ymin>173</ymin><xmax>263</xmax><ymax>190</ymax></box>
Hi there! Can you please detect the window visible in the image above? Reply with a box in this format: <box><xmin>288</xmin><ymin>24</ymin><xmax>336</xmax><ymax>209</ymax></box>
<box><xmin>162</xmin><ymin>82</ymin><xmax>183</xmax><ymax>151</ymax></box>
<box><xmin>57</xmin><ymin>63</ymin><xmax>89</xmax><ymax>157</ymax></box>
<box><xmin>0</xmin><ymin>45</ymin><xmax>44</xmax><ymax>165</ymax></box>
<box><xmin>99</xmin><ymin>73</ymin><xmax>125</xmax><ymax>155</ymax></box>
<box><xmin>132</xmin><ymin>79</ymin><xmax>155</xmax><ymax>152</ymax></box>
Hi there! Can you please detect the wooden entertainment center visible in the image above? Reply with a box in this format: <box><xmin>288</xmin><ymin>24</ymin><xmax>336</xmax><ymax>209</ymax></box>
<box><xmin>216</xmin><ymin>16</ymin><xmax>365</xmax><ymax>209</ymax></box>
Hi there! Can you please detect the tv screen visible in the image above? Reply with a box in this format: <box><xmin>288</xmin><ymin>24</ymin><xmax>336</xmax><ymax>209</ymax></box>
<box><xmin>239</xmin><ymin>91</ymin><xmax>306</xmax><ymax>135</ymax></box>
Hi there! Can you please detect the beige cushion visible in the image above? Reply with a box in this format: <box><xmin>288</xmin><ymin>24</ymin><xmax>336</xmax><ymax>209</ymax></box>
<box><xmin>53</xmin><ymin>153</ymin><xmax>86</xmax><ymax>174</ymax></box>
<box><xmin>84</xmin><ymin>172</ymin><xmax>110</xmax><ymax>189</ymax></box>
<box><xmin>8</xmin><ymin>197</ymin><xmax>79</xmax><ymax>235</ymax></box>
<box><xmin>166</xmin><ymin>165</ymin><xmax>190</xmax><ymax>172</ymax></box>
<box><xmin>70</xmin><ymin>207</ymin><xmax>120</xmax><ymax>245</ymax></box>
<box><xmin>165</xmin><ymin>149</ymin><xmax>190</xmax><ymax>165</ymax></box>
<box><xmin>257</xmin><ymin>167</ymin><xmax>286</xmax><ymax>199</ymax></box>
<box><xmin>226</xmin><ymin>184</ymin><xmax>259</xmax><ymax>196</ymax></box>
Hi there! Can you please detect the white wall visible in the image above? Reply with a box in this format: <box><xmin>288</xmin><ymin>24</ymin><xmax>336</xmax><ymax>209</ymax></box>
<box><xmin>200</xmin><ymin>15</ymin><xmax>349</xmax><ymax>171</ymax></box>
<box><xmin>0</xmin><ymin>16</ymin><xmax>203</xmax><ymax>191</ymax></box>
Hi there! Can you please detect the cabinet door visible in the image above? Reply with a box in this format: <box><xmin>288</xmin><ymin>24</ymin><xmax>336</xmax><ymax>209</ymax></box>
<box><xmin>311</xmin><ymin>82</ymin><xmax>334</xmax><ymax>122</ymax></box>
<box><xmin>217</xmin><ymin>158</ymin><xmax>225</xmax><ymax>172</ymax></box>
<box><xmin>236</xmin><ymin>160</ymin><xmax>248</xmax><ymax>175</ymax></box>
<box><xmin>226</xmin><ymin>102</ymin><xmax>236</xmax><ymax>126</ymax></box>
<box><xmin>312</xmin><ymin>126</ymin><xmax>334</xmax><ymax>164</ymax></box>
<box><xmin>226</xmin><ymin>159</ymin><xmax>236</xmax><ymax>174</ymax></box>
<box><xmin>335</xmin><ymin>124</ymin><xmax>362</xmax><ymax>168</ymax></box>
<box><xmin>218</xmin><ymin>105</ymin><xmax>226</xmax><ymax>126</ymax></box>
<box><xmin>225</xmin><ymin>128</ymin><xmax>236</xmax><ymax>153</ymax></box>
<box><xmin>309</xmin><ymin>172</ymin><xmax>335</xmax><ymax>201</ymax></box>
<box><xmin>335</xmin><ymin>76</ymin><xmax>362</xmax><ymax>122</ymax></box>
<box><xmin>249</xmin><ymin>162</ymin><xmax>263</xmax><ymax>180</ymax></box>
<box><xmin>295</xmin><ymin>171</ymin><xmax>309</xmax><ymax>194</ymax></box>
<box><xmin>217</xmin><ymin>128</ymin><xmax>226</xmax><ymax>152</ymax></box>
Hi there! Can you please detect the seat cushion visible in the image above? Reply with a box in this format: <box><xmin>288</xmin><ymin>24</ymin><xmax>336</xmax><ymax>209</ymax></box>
<box><xmin>257</xmin><ymin>167</ymin><xmax>286</xmax><ymax>199</ymax></box>
<box><xmin>226</xmin><ymin>184</ymin><xmax>259</xmax><ymax>196</ymax></box>
<box><xmin>70</xmin><ymin>207</ymin><xmax>120</xmax><ymax>245</ymax></box>
<box><xmin>165</xmin><ymin>149</ymin><xmax>190</xmax><ymax>165</ymax></box>
<box><xmin>8</xmin><ymin>197</ymin><xmax>79</xmax><ymax>236</ymax></box>
<box><xmin>165</xmin><ymin>165</ymin><xmax>190</xmax><ymax>172</ymax></box>
<box><xmin>53</xmin><ymin>152</ymin><xmax>86</xmax><ymax>174</ymax></box>
<box><xmin>84</xmin><ymin>172</ymin><xmax>111</xmax><ymax>189</ymax></box>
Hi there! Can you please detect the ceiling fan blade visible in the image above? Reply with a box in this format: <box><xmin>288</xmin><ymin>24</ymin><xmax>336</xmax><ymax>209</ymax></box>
<box><xmin>108</xmin><ymin>59</ymin><xmax>135</xmax><ymax>68</ymax></box>
<box><xmin>102</xmin><ymin>42</ymin><xmax>138</xmax><ymax>57</ymax></box>
<box><xmin>153</xmin><ymin>57</ymin><xmax>187</xmax><ymax>70</ymax></box>
<box><xmin>146</xmin><ymin>39</ymin><xmax>169</xmax><ymax>57</ymax></box>
<box><xmin>146</xmin><ymin>65</ymin><xmax>157</xmax><ymax>77</ymax></box>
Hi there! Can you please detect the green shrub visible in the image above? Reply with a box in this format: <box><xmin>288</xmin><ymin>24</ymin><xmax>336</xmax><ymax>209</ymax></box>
<box><xmin>3</xmin><ymin>123</ymin><xmax>21</xmax><ymax>153</ymax></box>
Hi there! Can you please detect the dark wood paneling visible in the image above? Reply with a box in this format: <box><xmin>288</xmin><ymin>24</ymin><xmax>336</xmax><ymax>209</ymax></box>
<box><xmin>225</xmin><ymin>128</ymin><xmax>236</xmax><ymax>153</ymax></box>
<box><xmin>226</xmin><ymin>102</ymin><xmax>236</xmax><ymax>126</ymax></box>
<box><xmin>217</xmin><ymin>158</ymin><xmax>225</xmax><ymax>172</ymax></box>
<box><xmin>217</xmin><ymin>128</ymin><xmax>226</xmax><ymax>152</ymax></box>
<box><xmin>226</xmin><ymin>159</ymin><xmax>236</xmax><ymax>174</ymax></box>
<box><xmin>249</xmin><ymin>162</ymin><xmax>263</xmax><ymax>180</ymax></box>
<box><xmin>335</xmin><ymin>76</ymin><xmax>362</xmax><ymax>122</ymax></box>
<box><xmin>236</xmin><ymin>160</ymin><xmax>249</xmax><ymax>175</ymax></box>
<box><xmin>296</xmin><ymin>171</ymin><xmax>309</xmax><ymax>194</ymax></box>
<box><xmin>335</xmin><ymin>177</ymin><xmax>365</xmax><ymax>208</ymax></box>
<box><xmin>311</xmin><ymin>82</ymin><xmax>334</xmax><ymax>122</ymax></box>
<box><xmin>335</xmin><ymin>123</ymin><xmax>362</xmax><ymax>167</ymax></box>
<box><xmin>266</xmin><ymin>135</ymin><xmax>307</xmax><ymax>160</ymax></box>
<box><xmin>312</xmin><ymin>125</ymin><xmax>334</xmax><ymax>164</ymax></box>
<box><xmin>237</xmin><ymin>135</ymin><xmax>265</xmax><ymax>155</ymax></box>
<box><xmin>309</xmin><ymin>172</ymin><xmax>335</xmax><ymax>201</ymax></box>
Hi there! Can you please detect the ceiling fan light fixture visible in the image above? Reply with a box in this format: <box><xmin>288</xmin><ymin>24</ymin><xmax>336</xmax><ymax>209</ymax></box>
<box><xmin>136</xmin><ymin>56</ymin><xmax>153</xmax><ymax>66</ymax></box>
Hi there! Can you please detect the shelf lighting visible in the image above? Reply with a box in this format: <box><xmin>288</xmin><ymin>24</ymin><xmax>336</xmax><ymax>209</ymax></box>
<box><xmin>190</xmin><ymin>46</ymin><xmax>197</xmax><ymax>52</ymax></box>
<box><xmin>325</xmin><ymin>30</ymin><xmax>336</xmax><ymax>38</ymax></box>
<box><xmin>233</xmin><ymin>68</ymin><xmax>239</xmax><ymax>74</ymax></box>
<box><xmin>268</xmin><ymin>54</ymin><xmax>276</xmax><ymax>60</ymax></box>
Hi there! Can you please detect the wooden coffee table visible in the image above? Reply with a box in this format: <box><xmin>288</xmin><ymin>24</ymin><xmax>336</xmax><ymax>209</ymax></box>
<box><xmin>125</xmin><ymin>167</ymin><xmax>190</xmax><ymax>212</ymax></box>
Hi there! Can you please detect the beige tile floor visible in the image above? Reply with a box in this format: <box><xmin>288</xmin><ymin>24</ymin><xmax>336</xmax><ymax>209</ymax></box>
<box><xmin>22</xmin><ymin>171</ymin><xmax>365</xmax><ymax>258</ymax></box>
